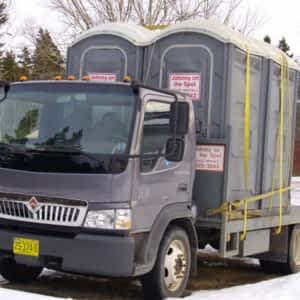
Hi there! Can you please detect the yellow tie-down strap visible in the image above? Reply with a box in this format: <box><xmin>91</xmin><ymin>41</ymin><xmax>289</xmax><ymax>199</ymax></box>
<box><xmin>207</xmin><ymin>186</ymin><xmax>291</xmax><ymax>240</ymax></box>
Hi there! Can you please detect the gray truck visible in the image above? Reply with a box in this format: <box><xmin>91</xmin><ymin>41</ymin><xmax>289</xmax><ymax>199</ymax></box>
<box><xmin>0</xmin><ymin>20</ymin><xmax>300</xmax><ymax>300</ymax></box>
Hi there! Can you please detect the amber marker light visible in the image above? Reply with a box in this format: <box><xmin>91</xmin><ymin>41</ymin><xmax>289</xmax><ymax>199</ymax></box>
<box><xmin>19</xmin><ymin>76</ymin><xmax>28</xmax><ymax>81</ymax></box>
<box><xmin>123</xmin><ymin>75</ymin><xmax>132</xmax><ymax>82</ymax></box>
<box><xmin>68</xmin><ymin>75</ymin><xmax>76</xmax><ymax>80</ymax></box>
<box><xmin>82</xmin><ymin>75</ymin><xmax>90</xmax><ymax>81</ymax></box>
<box><xmin>54</xmin><ymin>75</ymin><xmax>63</xmax><ymax>80</ymax></box>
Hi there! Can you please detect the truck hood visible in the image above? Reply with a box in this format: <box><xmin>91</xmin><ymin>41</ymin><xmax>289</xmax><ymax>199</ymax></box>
<box><xmin>0</xmin><ymin>163</ymin><xmax>134</xmax><ymax>204</ymax></box>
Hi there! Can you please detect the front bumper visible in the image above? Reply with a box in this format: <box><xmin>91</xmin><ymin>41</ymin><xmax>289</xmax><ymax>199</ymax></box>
<box><xmin>0</xmin><ymin>228</ymin><xmax>135</xmax><ymax>277</ymax></box>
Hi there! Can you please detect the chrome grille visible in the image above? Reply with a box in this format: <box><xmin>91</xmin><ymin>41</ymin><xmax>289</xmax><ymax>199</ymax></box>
<box><xmin>0</xmin><ymin>197</ymin><xmax>87</xmax><ymax>227</ymax></box>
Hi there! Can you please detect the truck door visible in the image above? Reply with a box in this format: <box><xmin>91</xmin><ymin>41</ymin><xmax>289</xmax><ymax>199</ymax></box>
<box><xmin>132</xmin><ymin>90</ymin><xmax>195</xmax><ymax>230</ymax></box>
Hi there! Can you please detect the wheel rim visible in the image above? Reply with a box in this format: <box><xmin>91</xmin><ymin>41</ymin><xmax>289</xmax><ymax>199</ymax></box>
<box><xmin>293</xmin><ymin>229</ymin><xmax>300</xmax><ymax>266</ymax></box>
<box><xmin>163</xmin><ymin>239</ymin><xmax>187</xmax><ymax>292</ymax></box>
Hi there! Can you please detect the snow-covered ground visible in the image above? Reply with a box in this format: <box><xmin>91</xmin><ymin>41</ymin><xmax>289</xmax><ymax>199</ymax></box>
<box><xmin>0</xmin><ymin>288</ymin><xmax>63</xmax><ymax>300</ymax></box>
<box><xmin>1</xmin><ymin>178</ymin><xmax>300</xmax><ymax>299</ymax></box>
<box><xmin>170</xmin><ymin>273</ymin><xmax>300</xmax><ymax>300</ymax></box>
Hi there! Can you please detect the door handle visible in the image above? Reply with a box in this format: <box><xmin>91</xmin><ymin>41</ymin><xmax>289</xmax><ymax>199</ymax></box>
<box><xmin>178</xmin><ymin>183</ymin><xmax>188</xmax><ymax>192</ymax></box>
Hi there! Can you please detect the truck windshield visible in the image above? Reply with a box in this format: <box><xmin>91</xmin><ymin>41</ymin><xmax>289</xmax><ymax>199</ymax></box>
<box><xmin>0</xmin><ymin>82</ymin><xmax>136</xmax><ymax>174</ymax></box>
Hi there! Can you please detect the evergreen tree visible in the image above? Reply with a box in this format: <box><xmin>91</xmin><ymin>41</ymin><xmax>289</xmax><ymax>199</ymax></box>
<box><xmin>0</xmin><ymin>50</ymin><xmax>21</xmax><ymax>81</ymax></box>
<box><xmin>18</xmin><ymin>47</ymin><xmax>32</xmax><ymax>77</ymax></box>
<box><xmin>263</xmin><ymin>35</ymin><xmax>271</xmax><ymax>44</ymax></box>
<box><xmin>278</xmin><ymin>36</ymin><xmax>293</xmax><ymax>58</ymax></box>
<box><xmin>31</xmin><ymin>28</ymin><xmax>64</xmax><ymax>80</ymax></box>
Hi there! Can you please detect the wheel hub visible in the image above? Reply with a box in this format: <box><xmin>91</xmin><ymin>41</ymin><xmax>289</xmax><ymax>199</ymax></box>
<box><xmin>164</xmin><ymin>240</ymin><xmax>187</xmax><ymax>292</ymax></box>
<box><xmin>293</xmin><ymin>230</ymin><xmax>300</xmax><ymax>266</ymax></box>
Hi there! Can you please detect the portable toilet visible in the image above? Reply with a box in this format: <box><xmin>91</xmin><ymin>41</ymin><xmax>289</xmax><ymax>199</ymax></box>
<box><xmin>67</xmin><ymin>23</ymin><xmax>153</xmax><ymax>82</ymax></box>
<box><xmin>256</xmin><ymin>41</ymin><xmax>299</xmax><ymax>211</ymax></box>
<box><xmin>143</xmin><ymin>19</ymin><xmax>299</xmax><ymax>218</ymax></box>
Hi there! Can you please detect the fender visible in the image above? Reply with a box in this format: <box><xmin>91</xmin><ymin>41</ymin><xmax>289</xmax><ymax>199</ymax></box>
<box><xmin>133</xmin><ymin>202</ymin><xmax>198</xmax><ymax>276</ymax></box>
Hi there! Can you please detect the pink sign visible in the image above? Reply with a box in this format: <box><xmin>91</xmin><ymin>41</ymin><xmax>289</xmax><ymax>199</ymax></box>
<box><xmin>169</xmin><ymin>73</ymin><xmax>201</xmax><ymax>101</ymax></box>
<box><xmin>196</xmin><ymin>145</ymin><xmax>225</xmax><ymax>172</ymax></box>
<box><xmin>88</xmin><ymin>73</ymin><xmax>117</xmax><ymax>82</ymax></box>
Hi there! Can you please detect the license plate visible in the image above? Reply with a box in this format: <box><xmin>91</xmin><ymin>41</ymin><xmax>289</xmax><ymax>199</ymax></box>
<box><xmin>13</xmin><ymin>238</ymin><xmax>39</xmax><ymax>257</ymax></box>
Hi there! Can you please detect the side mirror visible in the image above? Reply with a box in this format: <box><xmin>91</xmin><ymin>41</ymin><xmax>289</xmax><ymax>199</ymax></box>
<box><xmin>165</xmin><ymin>138</ymin><xmax>185</xmax><ymax>162</ymax></box>
<box><xmin>170</xmin><ymin>102</ymin><xmax>189</xmax><ymax>136</ymax></box>
<box><xmin>0</xmin><ymin>80</ymin><xmax>10</xmax><ymax>102</ymax></box>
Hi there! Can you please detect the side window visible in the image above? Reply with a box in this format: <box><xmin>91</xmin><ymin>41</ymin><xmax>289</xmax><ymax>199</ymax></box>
<box><xmin>141</xmin><ymin>101</ymin><xmax>171</xmax><ymax>172</ymax></box>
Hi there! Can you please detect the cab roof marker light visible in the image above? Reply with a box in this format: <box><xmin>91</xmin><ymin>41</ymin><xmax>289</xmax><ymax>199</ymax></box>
<box><xmin>68</xmin><ymin>75</ymin><xmax>76</xmax><ymax>80</ymax></box>
<box><xmin>54</xmin><ymin>75</ymin><xmax>63</xmax><ymax>80</ymax></box>
<box><xmin>19</xmin><ymin>75</ymin><xmax>28</xmax><ymax>81</ymax></box>
<box><xmin>123</xmin><ymin>75</ymin><xmax>132</xmax><ymax>82</ymax></box>
<box><xmin>82</xmin><ymin>75</ymin><xmax>90</xmax><ymax>81</ymax></box>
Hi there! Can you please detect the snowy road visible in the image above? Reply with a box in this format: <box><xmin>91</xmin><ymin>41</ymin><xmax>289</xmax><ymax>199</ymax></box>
<box><xmin>0</xmin><ymin>178</ymin><xmax>300</xmax><ymax>299</ymax></box>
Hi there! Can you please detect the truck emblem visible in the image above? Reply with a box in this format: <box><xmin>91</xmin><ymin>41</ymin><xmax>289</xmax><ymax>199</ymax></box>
<box><xmin>27</xmin><ymin>196</ymin><xmax>40</xmax><ymax>213</ymax></box>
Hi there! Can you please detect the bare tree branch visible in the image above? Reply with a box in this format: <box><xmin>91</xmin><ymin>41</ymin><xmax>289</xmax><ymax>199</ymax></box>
<box><xmin>49</xmin><ymin>0</ymin><xmax>266</xmax><ymax>36</ymax></box>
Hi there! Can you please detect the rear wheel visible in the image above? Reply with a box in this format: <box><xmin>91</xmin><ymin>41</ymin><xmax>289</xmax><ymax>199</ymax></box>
<box><xmin>289</xmin><ymin>224</ymin><xmax>300</xmax><ymax>273</ymax></box>
<box><xmin>260</xmin><ymin>224</ymin><xmax>300</xmax><ymax>274</ymax></box>
<box><xmin>142</xmin><ymin>226</ymin><xmax>191</xmax><ymax>299</ymax></box>
<box><xmin>0</xmin><ymin>258</ymin><xmax>43</xmax><ymax>283</ymax></box>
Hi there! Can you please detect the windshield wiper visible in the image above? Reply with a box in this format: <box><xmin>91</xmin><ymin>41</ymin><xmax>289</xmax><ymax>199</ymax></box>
<box><xmin>28</xmin><ymin>145</ymin><xmax>107</xmax><ymax>165</ymax></box>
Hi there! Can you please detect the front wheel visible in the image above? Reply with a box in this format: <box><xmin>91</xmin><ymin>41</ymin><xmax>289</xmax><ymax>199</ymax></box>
<box><xmin>142</xmin><ymin>226</ymin><xmax>191</xmax><ymax>299</ymax></box>
<box><xmin>0</xmin><ymin>258</ymin><xmax>43</xmax><ymax>283</ymax></box>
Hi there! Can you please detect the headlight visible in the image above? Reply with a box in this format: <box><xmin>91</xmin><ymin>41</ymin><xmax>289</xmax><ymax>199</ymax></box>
<box><xmin>84</xmin><ymin>209</ymin><xmax>131</xmax><ymax>230</ymax></box>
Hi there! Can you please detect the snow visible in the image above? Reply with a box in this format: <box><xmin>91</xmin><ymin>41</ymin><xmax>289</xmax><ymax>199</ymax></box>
<box><xmin>1</xmin><ymin>178</ymin><xmax>300</xmax><ymax>299</ymax></box>
<box><xmin>0</xmin><ymin>288</ymin><xmax>65</xmax><ymax>300</ymax></box>
<box><xmin>169</xmin><ymin>273</ymin><xmax>300</xmax><ymax>300</ymax></box>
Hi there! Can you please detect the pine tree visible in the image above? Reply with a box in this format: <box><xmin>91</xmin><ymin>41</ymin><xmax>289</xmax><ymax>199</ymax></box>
<box><xmin>31</xmin><ymin>28</ymin><xmax>65</xmax><ymax>80</ymax></box>
<box><xmin>18</xmin><ymin>47</ymin><xmax>32</xmax><ymax>77</ymax></box>
<box><xmin>263</xmin><ymin>35</ymin><xmax>271</xmax><ymax>44</ymax></box>
<box><xmin>278</xmin><ymin>37</ymin><xmax>293</xmax><ymax>58</ymax></box>
<box><xmin>0</xmin><ymin>51</ymin><xmax>21</xmax><ymax>81</ymax></box>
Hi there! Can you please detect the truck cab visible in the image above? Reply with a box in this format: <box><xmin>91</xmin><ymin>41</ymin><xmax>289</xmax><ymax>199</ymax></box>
<box><xmin>0</xmin><ymin>80</ymin><xmax>197</xmax><ymax>299</ymax></box>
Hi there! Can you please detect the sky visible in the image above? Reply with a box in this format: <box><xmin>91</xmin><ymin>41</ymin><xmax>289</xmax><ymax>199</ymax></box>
<box><xmin>3</xmin><ymin>0</ymin><xmax>300</xmax><ymax>57</ymax></box>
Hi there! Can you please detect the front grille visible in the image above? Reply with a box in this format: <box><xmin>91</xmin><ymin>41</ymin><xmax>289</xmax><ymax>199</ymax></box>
<box><xmin>0</xmin><ymin>196</ymin><xmax>87</xmax><ymax>227</ymax></box>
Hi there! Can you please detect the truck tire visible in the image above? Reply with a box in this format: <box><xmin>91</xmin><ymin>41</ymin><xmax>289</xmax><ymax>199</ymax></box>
<box><xmin>260</xmin><ymin>224</ymin><xmax>300</xmax><ymax>274</ymax></box>
<box><xmin>0</xmin><ymin>258</ymin><xmax>43</xmax><ymax>283</ymax></box>
<box><xmin>260</xmin><ymin>260</ymin><xmax>289</xmax><ymax>274</ymax></box>
<box><xmin>288</xmin><ymin>224</ymin><xmax>300</xmax><ymax>273</ymax></box>
<box><xmin>142</xmin><ymin>226</ymin><xmax>191</xmax><ymax>299</ymax></box>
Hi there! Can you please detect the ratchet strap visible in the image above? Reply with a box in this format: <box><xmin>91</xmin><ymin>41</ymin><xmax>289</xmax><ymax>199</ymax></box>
<box><xmin>241</xmin><ymin>47</ymin><xmax>251</xmax><ymax>240</ymax></box>
<box><xmin>208</xmin><ymin>53</ymin><xmax>292</xmax><ymax>240</ymax></box>
<box><xmin>243</xmin><ymin>47</ymin><xmax>251</xmax><ymax>192</ymax></box>
<box><xmin>275</xmin><ymin>54</ymin><xmax>288</xmax><ymax>235</ymax></box>
<box><xmin>207</xmin><ymin>187</ymin><xmax>291</xmax><ymax>217</ymax></box>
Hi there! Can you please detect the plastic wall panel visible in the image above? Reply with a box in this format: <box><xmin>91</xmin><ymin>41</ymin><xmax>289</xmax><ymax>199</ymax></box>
<box><xmin>226</xmin><ymin>49</ymin><xmax>264</xmax><ymax>206</ymax></box>
<box><xmin>144</xmin><ymin>33</ymin><xmax>226</xmax><ymax>139</ymax></box>
<box><xmin>262</xmin><ymin>64</ymin><xmax>298</xmax><ymax>209</ymax></box>
<box><xmin>67</xmin><ymin>35</ymin><xmax>144</xmax><ymax>82</ymax></box>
